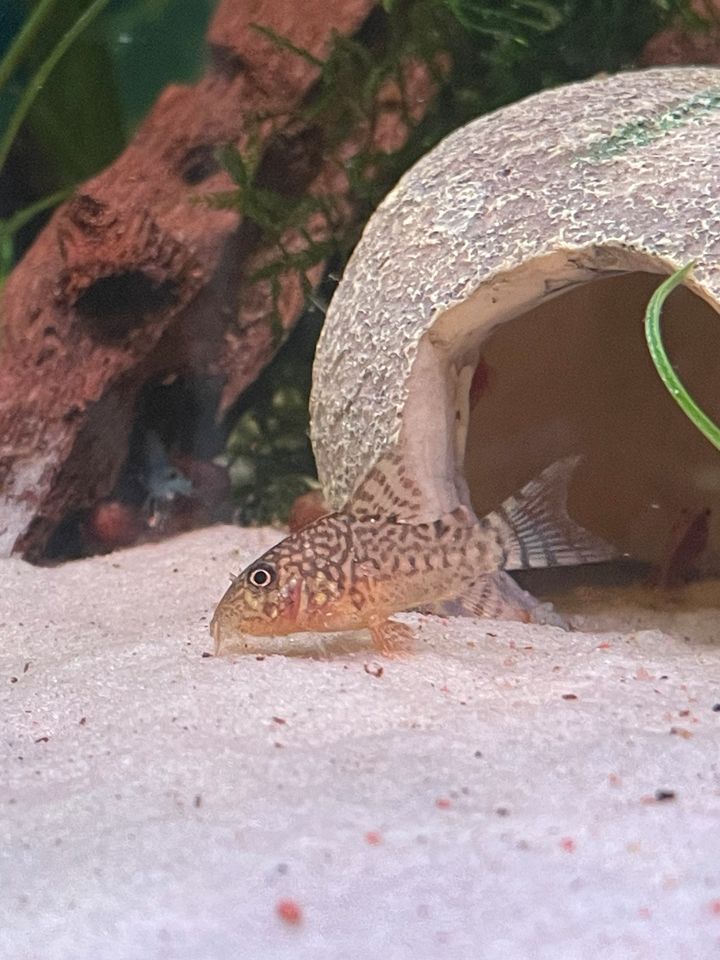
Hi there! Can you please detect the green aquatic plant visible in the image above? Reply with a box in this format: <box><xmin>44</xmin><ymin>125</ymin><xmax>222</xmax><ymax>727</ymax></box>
<box><xmin>204</xmin><ymin>142</ymin><xmax>339</xmax><ymax>345</ymax></box>
<box><xmin>644</xmin><ymin>262</ymin><xmax>720</xmax><ymax>452</ymax></box>
<box><xmin>0</xmin><ymin>0</ymin><xmax>116</xmax><ymax>290</ymax></box>
<box><xmin>0</xmin><ymin>0</ymin><xmax>114</xmax><ymax>176</ymax></box>
<box><xmin>223</xmin><ymin>310</ymin><xmax>322</xmax><ymax>525</ymax></box>
<box><xmin>0</xmin><ymin>0</ymin><xmax>208</xmax><ymax>291</ymax></box>
<box><xmin>0</xmin><ymin>0</ymin><xmax>59</xmax><ymax>95</ymax></box>
<box><xmin>0</xmin><ymin>185</ymin><xmax>69</xmax><ymax>285</ymax></box>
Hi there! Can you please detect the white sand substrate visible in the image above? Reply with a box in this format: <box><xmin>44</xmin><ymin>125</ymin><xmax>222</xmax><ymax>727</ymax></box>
<box><xmin>1</xmin><ymin>525</ymin><xmax>719</xmax><ymax>960</ymax></box>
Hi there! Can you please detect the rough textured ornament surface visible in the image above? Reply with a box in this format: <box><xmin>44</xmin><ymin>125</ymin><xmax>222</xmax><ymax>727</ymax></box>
<box><xmin>310</xmin><ymin>66</ymin><xmax>720</xmax><ymax>508</ymax></box>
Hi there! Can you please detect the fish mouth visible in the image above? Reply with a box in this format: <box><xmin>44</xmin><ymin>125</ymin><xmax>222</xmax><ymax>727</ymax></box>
<box><xmin>213</xmin><ymin>626</ymin><xmax>320</xmax><ymax>658</ymax></box>
<box><xmin>210</xmin><ymin>605</ymin><xmax>302</xmax><ymax>657</ymax></box>
<box><xmin>209</xmin><ymin>578</ymin><xmax>307</xmax><ymax>656</ymax></box>
<box><xmin>210</xmin><ymin>603</ymin><xmax>369</xmax><ymax>658</ymax></box>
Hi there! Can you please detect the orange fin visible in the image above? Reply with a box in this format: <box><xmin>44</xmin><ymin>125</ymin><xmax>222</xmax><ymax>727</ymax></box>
<box><xmin>421</xmin><ymin>571</ymin><xmax>569</xmax><ymax>628</ymax></box>
<box><xmin>370</xmin><ymin>619</ymin><xmax>415</xmax><ymax>658</ymax></box>
<box><xmin>489</xmin><ymin>456</ymin><xmax>617</xmax><ymax>570</ymax></box>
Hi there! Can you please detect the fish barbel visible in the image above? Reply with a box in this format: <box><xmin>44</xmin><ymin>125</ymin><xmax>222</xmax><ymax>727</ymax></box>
<box><xmin>210</xmin><ymin>450</ymin><xmax>614</xmax><ymax>657</ymax></box>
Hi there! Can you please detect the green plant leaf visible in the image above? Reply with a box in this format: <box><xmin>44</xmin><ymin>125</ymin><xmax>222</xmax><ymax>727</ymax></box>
<box><xmin>250</xmin><ymin>23</ymin><xmax>325</xmax><ymax>68</ymax></box>
<box><xmin>0</xmin><ymin>186</ymin><xmax>70</xmax><ymax>291</ymax></box>
<box><xmin>446</xmin><ymin>0</ymin><xmax>569</xmax><ymax>39</ymax></box>
<box><xmin>644</xmin><ymin>262</ymin><xmax>720</xmax><ymax>452</ymax></box>
<box><xmin>0</xmin><ymin>0</ymin><xmax>116</xmax><ymax>177</ymax></box>
<box><xmin>0</xmin><ymin>0</ymin><xmax>61</xmax><ymax>97</ymax></box>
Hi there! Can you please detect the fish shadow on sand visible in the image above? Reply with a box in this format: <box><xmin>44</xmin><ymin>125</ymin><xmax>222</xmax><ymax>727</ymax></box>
<box><xmin>208</xmin><ymin>628</ymin><xmax>378</xmax><ymax>660</ymax></box>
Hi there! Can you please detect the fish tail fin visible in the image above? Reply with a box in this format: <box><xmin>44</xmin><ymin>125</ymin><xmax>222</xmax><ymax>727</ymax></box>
<box><xmin>490</xmin><ymin>455</ymin><xmax>617</xmax><ymax>570</ymax></box>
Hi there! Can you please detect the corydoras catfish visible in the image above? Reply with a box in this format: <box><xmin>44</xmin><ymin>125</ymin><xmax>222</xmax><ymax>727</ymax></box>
<box><xmin>210</xmin><ymin>450</ymin><xmax>614</xmax><ymax>657</ymax></box>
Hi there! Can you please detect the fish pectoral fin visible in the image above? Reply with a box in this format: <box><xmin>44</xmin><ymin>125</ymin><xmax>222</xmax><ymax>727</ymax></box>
<box><xmin>491</xmin><ymin>455</ymin><xmax>618</xmax><ymax>570</ymax></box>
<box><xmin>421</xmin><ymin>571</ymin><xmax>569</xmax><ymax>629</ymax></box>
<box><xmin>369</xmin><ymin>618</ymin><xmax>415</xmax><ymax>658</ymax></box>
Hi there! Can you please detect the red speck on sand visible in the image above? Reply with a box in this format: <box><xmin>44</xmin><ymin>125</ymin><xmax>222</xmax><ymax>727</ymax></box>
<box><xmin>560</xmin><ymin>837</ymin><xmax>576</xmax><ymax>853</ymax></box>
<box><xmin>435</xmin><ymin>798</ymin><xmax>452</xmax><ymax>810</ymax></box>
<box><xmin>638</xmin><ymin>907</ymin><xmax>652</xmax><ymax>920</ymax></box>
<box><xmin>276</xmin><ymin>899</ymin><xmax>302</xmax><ymax>925</ymax></box>
<box><xmin>365</xmin><ymin>831</ymin><xmax>382</xmax><ymax>845</ymax></box>
<box><xmin>709</xmin><ymin>899</ymin><xmax>720</xmax><ymax>916</ymax></box>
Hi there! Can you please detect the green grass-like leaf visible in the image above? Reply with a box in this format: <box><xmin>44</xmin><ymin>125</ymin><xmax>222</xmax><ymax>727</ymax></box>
<box><xmin>0</xmin><ymin>0</ymin><xmax>114</xmax><ymax>176</ymax></box>
<box><xmin>250</xmin><ymin>24</ymin><xmax>325</xmax><ymax>68</ymax></box>
<box><xmin>644</xmin><ymin>262</ymin><xmax>720</xmax><ymax>452</ymax></box>
<box><xmin>0</xmin><ymin>186</ymin><xmax>70</xmax><ymax>292</ymax></box>
<box><xmin>0</xmin><ymin>0</ymin><xmax>61</xmax><ymax>97</ymax></box>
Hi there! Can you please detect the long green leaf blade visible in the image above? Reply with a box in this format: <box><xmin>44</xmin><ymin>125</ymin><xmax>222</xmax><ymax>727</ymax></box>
<box><xmin>0</xmin><ymin>0</ymin><xmax>61</xmax><ymax>96</ymax></box>
<box><xmin>0</xmin><ymin>0</ymin><xmax>113</xmax><ymax>175</ymax></box>
<box><xmin>644</xmin><ymin>261</ymin><xmax>720</xmax><ymax>451</ymax></box>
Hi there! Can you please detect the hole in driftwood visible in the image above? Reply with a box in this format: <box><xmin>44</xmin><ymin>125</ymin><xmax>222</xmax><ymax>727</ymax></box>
<box><xmin>39</xmin><ymin>374</ymin><xmax>230</xmax><ymax>563</ymax></box>
<box><xmin>254</xmin><ymin>124</ymin><xmax>326</xmax><ymax>198</ymax></box>
<box><xmin>179</xmin><ymin>144</ymin><xmax>221</xmax><ymax>185</ymax></box>
<box><xmin>209</xmin><ymin>44</ymin><xmax>246</xmax><ymax>78</ymax></box>
<box><xmin>75</xmin><ymin>271</ymin><xmax>179</xmax><ymax>341</ymax></box>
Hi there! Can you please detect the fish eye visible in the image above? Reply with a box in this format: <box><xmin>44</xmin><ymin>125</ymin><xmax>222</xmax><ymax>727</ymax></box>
<box><xmin>247</xmin><ymin>563</ymin><xmax>276</xmax><ymax>589</ymax></box>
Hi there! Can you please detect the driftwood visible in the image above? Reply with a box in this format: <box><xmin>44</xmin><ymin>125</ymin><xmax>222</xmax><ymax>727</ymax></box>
<box><xmin>640</xmin><ymin>0</ymin><xmax>720</xmax><ymax>66</ymax></box>
<box><xmin>0</xmin><ymin>0</ymin><xmax>375</xmax><ymax>560</ymax></box>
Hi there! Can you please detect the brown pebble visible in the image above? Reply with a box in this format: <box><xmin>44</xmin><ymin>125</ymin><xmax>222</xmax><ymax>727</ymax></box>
<box><xmin>654</xmin><ymin>789</ymin><xmax>676</xmax><ymax>802</ymax></box>
<box><xmin>669</xmin><ymin>726</ymin><xmax>693</xmax><ymax>739</ymax></box>
<box><xmin>363</xmin><ymin>663</ymin><xmax>384</xmax><ymax>678</ymax></box>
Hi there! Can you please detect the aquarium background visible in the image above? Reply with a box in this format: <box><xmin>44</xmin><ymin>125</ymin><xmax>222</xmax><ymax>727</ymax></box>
<box><xmin>0</xmin><ymin>0</ymin><xmax>710</xmax><ymax>552</ymax></box>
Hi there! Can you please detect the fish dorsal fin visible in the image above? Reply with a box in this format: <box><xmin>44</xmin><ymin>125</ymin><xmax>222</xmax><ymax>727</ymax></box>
<box><xmin>490</xmin><ymin>456</ymin><xmax>618</xmax><ymax>570</ymax></box>
<box><xmin>345</xmin><ymin>447</ymin><xmax>428</xmax><ymax>522</ymax></box>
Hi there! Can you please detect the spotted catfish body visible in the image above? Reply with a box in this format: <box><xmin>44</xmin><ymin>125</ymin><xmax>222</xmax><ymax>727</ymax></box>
<box><xmin>211</xmin><ymin>450</ymin><xmax>614</xmax><ymax>657</ymax></box>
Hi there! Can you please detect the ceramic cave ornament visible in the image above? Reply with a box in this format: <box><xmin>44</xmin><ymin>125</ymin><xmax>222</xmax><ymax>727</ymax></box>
<box><xmin>309</xmin><ymin>66</ymin><xmax>720</xmax><ymax>573</ymax></box>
